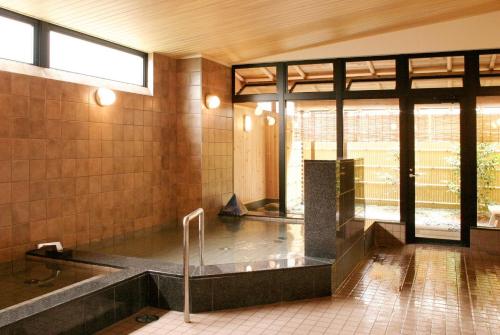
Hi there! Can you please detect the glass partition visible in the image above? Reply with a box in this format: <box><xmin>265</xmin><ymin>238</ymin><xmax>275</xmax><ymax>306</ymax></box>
<box><xmin>233</xmin><ymin>102</ymin><xmax>279</xmax><ymax>216</ymax></box>
<box><xmin>286</xmin><ymin>100</ymin><xmax>336</xmax><ymax>214</ymax></box>
<box><xmin>344</xmin><ymin>99</ymin><xmax>400</xmax><ymax>222</ymax></box>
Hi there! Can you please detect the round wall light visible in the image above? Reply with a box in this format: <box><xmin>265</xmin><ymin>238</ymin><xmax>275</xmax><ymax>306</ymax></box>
<box><xmin>95</xmin><ymin>87</ymin><xmax>116</xmax><ymax>106</ymax></box>
<box><xmin>205</xmin><ymin>94</ymin><xmax>221</xmax><ymax>109</ymax></box>
<box><xmin>267</xmin><ymin>116</ymin><xmax>276</xmax><ymax>126</ymax></box>
<box><xmin>244</xmin><ymin>115</ymin><xmax>252</xmax><ymax>132</ymax></box>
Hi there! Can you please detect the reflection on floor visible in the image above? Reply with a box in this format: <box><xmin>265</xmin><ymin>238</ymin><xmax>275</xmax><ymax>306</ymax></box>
<box><xmin>98</xmin><ymin>244</ymin><xmax>499</xmax><ymax>335</ymax></box>
<box><xmin>80</xmin><ymin>218</ymin><xmax>304</xmax><ymax>265</ymax></box>
<box><xmin>361</xmin><ymin>205</ymin><xmax>461</xmax><ymax>240</ymax></box>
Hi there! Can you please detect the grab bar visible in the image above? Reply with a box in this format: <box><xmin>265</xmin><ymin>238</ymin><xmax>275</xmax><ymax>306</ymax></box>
<box><xmin>183</xmin><ymin>208</ymin><xmax>205</xmax><ymax>323</ymax></box>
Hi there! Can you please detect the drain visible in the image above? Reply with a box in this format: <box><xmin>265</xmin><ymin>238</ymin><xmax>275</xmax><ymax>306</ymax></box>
<box><xmin>135</xmin><ymin>314</ymin><xmax>159</xmax><ymax>324</ymax></box>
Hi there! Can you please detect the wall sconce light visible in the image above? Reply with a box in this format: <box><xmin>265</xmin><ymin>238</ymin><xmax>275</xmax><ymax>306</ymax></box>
<box><xmin>95</xmin><ymin>87</ymin><xmax>116</xmax><ymax>106</ymax></box>
<box><xmin>267</xmin><ymin>116</ymin><xmax>276</xmax><ymax>126</ymax></box>
<box><xmin>244</xmin><ymin>115</ymin><xmax>252</xmax><ymax>132</ymax></box>
<box><xmin>205</xmin><ymin>94</ymin><xmax>221</xmax><ymax>109</ymax></box>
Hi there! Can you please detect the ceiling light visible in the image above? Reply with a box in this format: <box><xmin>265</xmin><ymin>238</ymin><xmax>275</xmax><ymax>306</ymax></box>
<box><xmin>95</xmin><ymin>87</ymin><xmax>116</xmax><ymax>106</ymax></box>
<box><xmin>205</xmin><ymin>94</ymin><xmax>221</xmax><ymax>109</ymax></box>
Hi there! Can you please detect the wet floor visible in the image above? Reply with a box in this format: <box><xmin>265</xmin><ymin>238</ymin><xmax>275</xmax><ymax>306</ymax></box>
<box><xmin>99</xmin><ymin>244</ymin><xmax>499</xmax><ymax>335</ymax></box>
<box><xmin>80</xmin><ymin>218</ymin><xmax>305</xmax><ymax>265</ymax></box>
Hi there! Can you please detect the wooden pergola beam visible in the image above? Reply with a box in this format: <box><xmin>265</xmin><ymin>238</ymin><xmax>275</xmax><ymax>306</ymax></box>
<box><xmin>366</xmin><ymin>61</ymin><xmax>376</xmax><ymax>75</ymax></box>
<box><xmin>261</xmin><ymin>67</ymin><xmax>275</xmax><ymax>81</ymax></box>
<box><xmin>294</xmin><ymin>65</ymin><xmax>307</xmax><ymax>79</ymax></box>
<box><xmin>489</xmin><ymin>54</ymin><xmax>497</xmax><ymax>71</ymax></box>
<box><xmin>235</xmin><ymin>72</ymin><xmax>245</xmax><ymax>83</ymax></box>
<box><xmin>446</xmin><ymin>57</ymin><xmax>453</xmax><ymax>72</ymax></box>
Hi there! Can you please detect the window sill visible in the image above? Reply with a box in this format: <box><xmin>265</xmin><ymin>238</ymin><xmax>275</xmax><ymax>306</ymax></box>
<box><xmin>0</xmin><ymin>57</ymin><xmax>152</xmax><ymax>96</ymax></box>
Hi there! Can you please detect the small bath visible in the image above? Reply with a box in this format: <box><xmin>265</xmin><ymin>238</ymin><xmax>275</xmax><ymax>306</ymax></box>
<box><xmin>0</xmin><ymin>259</ymin><xmax>111</xmax><ymax>311</ymax></box>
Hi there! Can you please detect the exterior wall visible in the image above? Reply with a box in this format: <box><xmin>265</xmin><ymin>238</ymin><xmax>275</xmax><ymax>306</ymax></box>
<box><xmin>0</xmin><ymin>53</ymin><xmax>177</xmax><ymax>264</ymax></box>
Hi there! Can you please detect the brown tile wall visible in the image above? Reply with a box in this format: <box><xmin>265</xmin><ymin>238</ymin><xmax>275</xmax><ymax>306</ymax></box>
<box><xmin>0</xmin><ymin>53</ymin><xmax>177</xmax><ymax>264</ymax></box>
<box><xmin>201</xmin><ymin>59</ymin><xmax>233</xmax><ymax>217</ymax></box>
<box><xmin>176</xmin><ymin>58</ymin><xmax>203</xmax><ymax>217</ymax></box>
<box><xmin>176</xmin><ymin>58</ymin><xmax>233</xmax><ymax>220</ymax></box>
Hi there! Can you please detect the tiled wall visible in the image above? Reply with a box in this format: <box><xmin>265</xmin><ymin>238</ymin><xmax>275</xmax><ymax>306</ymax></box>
<box><xmin>175</xmin><ymin>59</ymin><xmax>203</xmax><ymax>217</ymax></box>
<box><xmin>176</xmin><ymin>58</ymin><xmax>233</xmax><ymax>220</ymax></box>
<box><xmin>201</xmin><ymin>59</ymin><xmax>233</xmax><ymax>217</ymax></box>
<box><xmin>0</xmin><ymin>53</ymin><xmax>178</xmax><ymax>264</ymax></box>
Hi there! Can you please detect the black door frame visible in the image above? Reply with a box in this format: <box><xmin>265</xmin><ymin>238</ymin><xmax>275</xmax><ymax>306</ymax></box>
<box><xmin>406</xmin><ymin>95</ymin><xmax>468</xmax><ymax>245</ymax></box>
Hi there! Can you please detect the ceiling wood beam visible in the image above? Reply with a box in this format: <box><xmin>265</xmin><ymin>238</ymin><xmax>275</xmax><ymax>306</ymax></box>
<box><xmin>489</xmin><ymin>54</ymin><xmax>497</xmax><ymax>71</ymax></box>
<box><xmin>366</xmin><ymin>61</ymin><xmax>377</xmax><ymax>75</ymax></box>
<box><xmin>446</xmin><ymin>57</ymin><xmax>453</xmax><ymax>72</ymax></box>
<box><xmin>261</xmin><ymin>67</ymin><xmax>275</xmax><ymax>81</ymax></box>
<box><xmin>294</xmin><ymin>65</ymin><xmax>307</xmax><ymax>79</ymax></box>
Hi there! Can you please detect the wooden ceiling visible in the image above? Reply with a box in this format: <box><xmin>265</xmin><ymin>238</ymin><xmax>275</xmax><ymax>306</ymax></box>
<box><xmin>1</xmin><ymin>0</ymin><xmax>499</xmax><ymax>64</ymax></box>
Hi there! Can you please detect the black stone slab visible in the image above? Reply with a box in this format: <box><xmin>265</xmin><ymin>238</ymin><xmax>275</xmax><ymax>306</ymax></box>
<box><xmin>304</xmin><ymin>160</ymin><xmax>337</xmax><ymax>259</ymax></box>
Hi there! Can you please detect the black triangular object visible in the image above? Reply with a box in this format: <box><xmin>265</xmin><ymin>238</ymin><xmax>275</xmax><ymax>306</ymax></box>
<box><xmin>219</xmin><ymin>194</ymin><xmax>248</xmax><ymax>216</ymax></box>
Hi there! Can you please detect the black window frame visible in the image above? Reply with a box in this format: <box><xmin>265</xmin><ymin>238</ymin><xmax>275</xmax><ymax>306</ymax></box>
<box><xmin>0</xmin><ymin>7</ymin><xmax>148</xmax><ymax>87</ymax></box>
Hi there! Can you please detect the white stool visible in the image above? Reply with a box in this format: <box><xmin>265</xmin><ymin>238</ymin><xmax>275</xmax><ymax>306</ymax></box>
<box><xmin>487</xmin><ymin>205</ymin><xmax>500</xmax><ymax>227</ymax></box>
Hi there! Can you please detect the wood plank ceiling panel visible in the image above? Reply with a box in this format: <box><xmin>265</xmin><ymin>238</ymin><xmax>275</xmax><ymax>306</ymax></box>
<box><xmin>0</xmin><ymin>0</ymin><xmax>499</xmax><ymax>64</ymax></box>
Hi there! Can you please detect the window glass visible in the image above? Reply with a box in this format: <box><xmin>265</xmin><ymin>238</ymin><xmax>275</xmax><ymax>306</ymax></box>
<box><xmin>49</xmin><ymin>31</ymin><xmax>145</xmax><ymax>86</ymax></box>
<box><xmin>0</xmin><ymin>15</ymin><xmax>34</xmax><ymax>64</ymax></box>
<box><xmin>410</xmin><ymin>56</ymin><xmax>464</xmax><ymax>89</ymax></box>
<box><xmin>234</xmin><ymin>66</ymin><xmax>277</xmax><ymax>95</ymax></box>
<box><xmin>287</xmin><ymin>63</ymin><xmax>334</xmax><ymax>93</ymax></box>
<box><xmin>346</xmin><ymin>60</ymin><xmax>395</xmax><ymax>91</ymax></box>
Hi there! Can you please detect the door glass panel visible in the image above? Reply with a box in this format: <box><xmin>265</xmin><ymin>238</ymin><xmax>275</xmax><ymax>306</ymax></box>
<box><xmin>414</xmin><ymin>103</ymin><xmax>461</xmax><ymax>240</ymax></box>
<box><xmin>286</xmin><ymin>100</ymin><xmax>336</xmax><ymax>215</ymax></box>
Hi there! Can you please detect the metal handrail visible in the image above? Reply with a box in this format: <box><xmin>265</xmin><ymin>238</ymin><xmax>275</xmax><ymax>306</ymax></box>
<box><xmin>182</xmin><ymin>208</ymin><xmax>205</xmax><ymax>323</ymax></box>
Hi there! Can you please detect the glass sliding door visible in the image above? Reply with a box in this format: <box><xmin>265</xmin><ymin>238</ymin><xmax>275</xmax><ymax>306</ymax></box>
<box><xmin>344</xmin><ymin>99</ymin><xmax>400</xmax><ymax>222</ymax></box>
<box><xmin>411</xmin><ymin>102</ymin><xmax>461</xmax><ymax>241</ymax></box>
<box><xmin>285</xmin><ymin>100</ymin><xmax>336</xmax><ymax>215</ymax></box>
